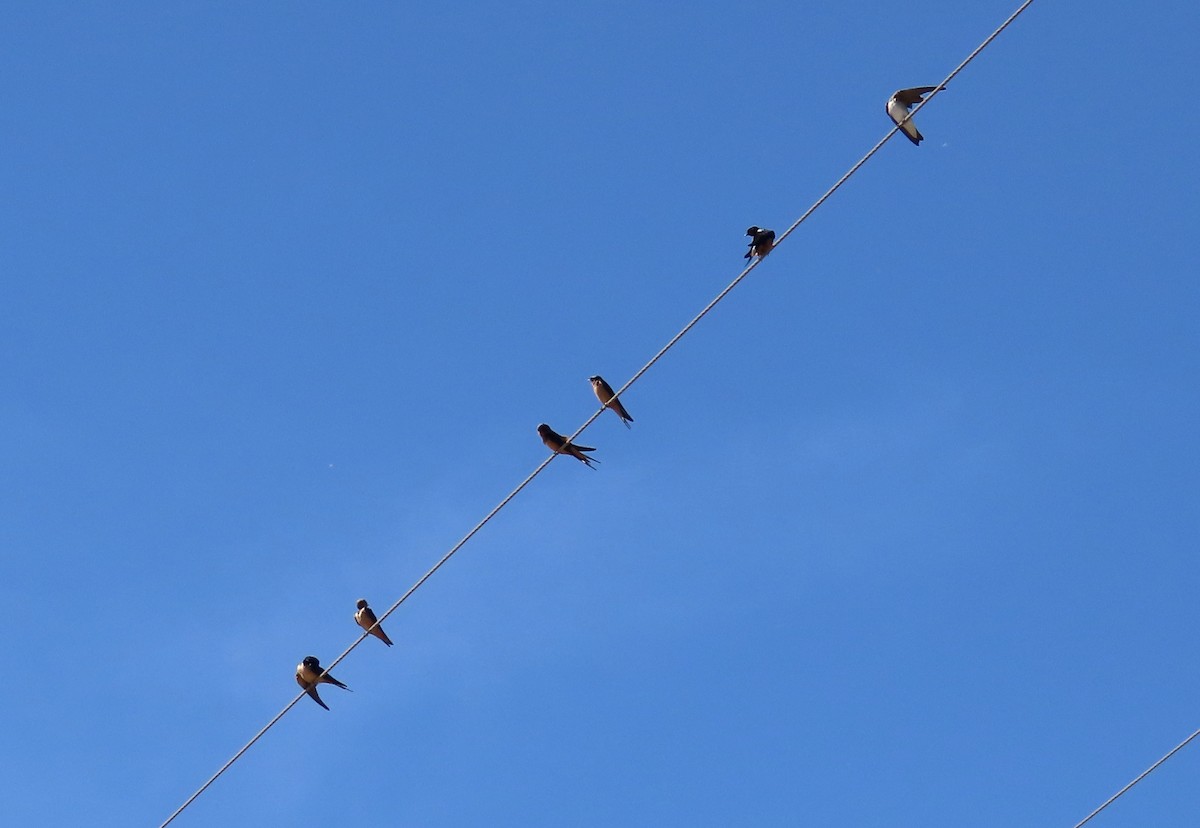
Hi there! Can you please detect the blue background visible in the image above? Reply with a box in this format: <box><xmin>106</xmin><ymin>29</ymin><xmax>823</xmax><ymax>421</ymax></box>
<box><xmin>2</xmin><ymin>2</ymin><xmax>1197</xmax><ymax>825</ymax></box>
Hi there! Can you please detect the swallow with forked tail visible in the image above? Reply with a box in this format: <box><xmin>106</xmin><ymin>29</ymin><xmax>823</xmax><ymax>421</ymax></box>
<box><xmin>589</xmin><ymin>375</ymin><xmax>633</xmax><ymax>429</ymax></box>
<box><xmin>537</xmin><ymin>423</ymin><xmax>599</xmax><ymax>469</ymax></box>
<box><xmin>295</xmin><ymin>655</ymin><xmax>351</xmax><ymax>710</ymax></box>
<box><xmin>355</xmin><ymin>599</ymin><xmax>393</xmax><ymax>647</ymax></box>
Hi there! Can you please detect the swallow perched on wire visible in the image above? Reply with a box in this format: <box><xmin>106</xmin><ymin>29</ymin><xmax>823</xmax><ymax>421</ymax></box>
<box><xmin>886</xmin><ymin>86</ymin><xmax>942</xmax><ymax>145</ymax></box>
<box><xmin>744</xmin><ymin>226</ymin><xmax>776</xmax><ymax>261</ymax></box>
<box><xmin>589</xmin><ymin>375</ymin><xmax>633</xmax><ymax>429</ymax></box>
<box><xmin>355</xmin><ymin>599</ymin><xmax>393</xmax><ymax>647</ymax></box>
<box><xmin>537</xmin><ymin>423</ymin><xmax>599</xmax><ymax>469</ymax></box>
<box><xmin>295</xmin><ymin>655</ymin><xmax>351</xmax><ymax>711</ymax></box>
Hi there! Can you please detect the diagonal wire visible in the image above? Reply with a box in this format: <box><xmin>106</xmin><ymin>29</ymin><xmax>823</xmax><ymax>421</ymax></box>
<box><xmin>158</xmin><ymin>1</ymin><xmax>1038</xmax><ymax>824</ymax></box>
<box><xmin>1071</xmin><ymin>725</ymin><xmax>1200</xmax><ymax>828</ymax></box>
<box><xmin>598</xmin><ymin>0</ymin><xmax>1037</xmax><ymax>413</ymax></box>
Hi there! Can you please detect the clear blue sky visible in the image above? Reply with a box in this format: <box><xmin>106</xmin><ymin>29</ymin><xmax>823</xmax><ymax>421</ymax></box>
<box><xmin>3</xmin><ymin>2</ymin><xmax>1198</xmax><ymax>825</ymax></box>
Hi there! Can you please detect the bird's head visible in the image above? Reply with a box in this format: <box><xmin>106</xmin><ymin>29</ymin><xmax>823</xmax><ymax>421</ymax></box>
<box><xmin>355</xmin><ymin>599</ymin><xmax>368</xmax><ymax>610</ymax></box>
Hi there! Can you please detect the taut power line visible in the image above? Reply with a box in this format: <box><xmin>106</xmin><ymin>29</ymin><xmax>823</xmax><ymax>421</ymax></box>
<box><xmin>159</xmin><ymin>1</ymin><xmax>1041</xmax><ymax>824</ymax></box>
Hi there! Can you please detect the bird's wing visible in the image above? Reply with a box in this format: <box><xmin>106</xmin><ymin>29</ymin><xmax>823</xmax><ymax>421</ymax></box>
<box><xmin>303</xmin><ymin>683</ymin><xmax>330</xmax><ymax>710</ymax></box>
<box><xmin>897</xmin><ymin>85</ymin><xmax>939</xmax><ymax>104</ymax></box>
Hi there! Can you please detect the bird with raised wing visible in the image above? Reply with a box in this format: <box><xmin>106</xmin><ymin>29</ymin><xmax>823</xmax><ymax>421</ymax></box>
<box><xmin>744</xmin><ymin>226</ymin><xmax>776</xmax><ymax>261</ymax></box>
<box><xmin>886</xmin><ymin>85</ymin><xmax>942</xmax><ymax>145</ymax></box>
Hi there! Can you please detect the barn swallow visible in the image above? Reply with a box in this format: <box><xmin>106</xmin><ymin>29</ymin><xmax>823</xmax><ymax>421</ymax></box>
<box><xmin>589</xmin><ymin>375</ymin><xmax>633</xmax><ymax>429</ymax></box>
<box><xmin>295</xmin><ymin>655</ymin><xmax>350</xmax><ymax>711</ymax></box>
<box><xmin>537</xmin><ymin>423</ymin><xmax>599</xmax><ymax>469</ymax></box>
<box><xmin>886</xmin><ymin>86</ymin><xmax>942</xmax><ymax>145</ymax></box>
<box><xmin>744</xmin><ymin>226</ymin><xmax>776</xmax><ymax>261</ymax></box>
<box><xmin>355</xmin><ymin>599</ymin><xmax>393</xmax><ymax>647</ymax></box>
